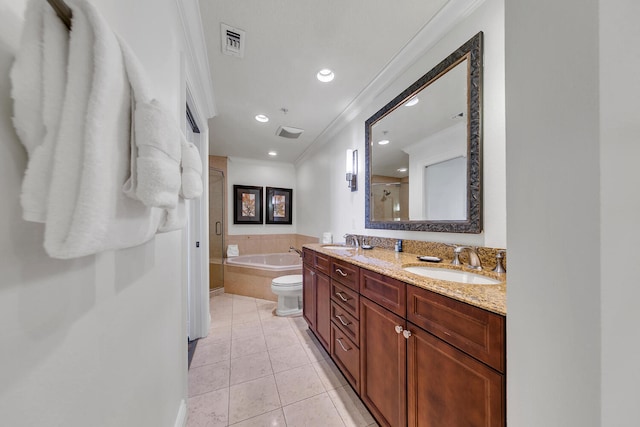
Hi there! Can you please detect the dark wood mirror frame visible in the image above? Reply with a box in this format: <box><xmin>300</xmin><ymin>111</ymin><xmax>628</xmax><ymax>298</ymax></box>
<box><xmin>365</xmin><ymin>31</ymin><xmax>483</xmax><ymax>233</ymax></box>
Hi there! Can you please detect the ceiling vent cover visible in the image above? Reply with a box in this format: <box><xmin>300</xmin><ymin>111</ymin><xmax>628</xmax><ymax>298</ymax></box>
<box><xmin>276</xmin><ymin>126</ymin><xmax>304</xmax><ymax>139</ymax></box>
<box><xmin>221</xmin><ymin>23</ymin><xmax>245</xmax><ymax>58</ymax></box>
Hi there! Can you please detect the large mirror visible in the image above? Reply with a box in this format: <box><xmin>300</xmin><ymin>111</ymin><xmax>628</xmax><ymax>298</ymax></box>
<box><xmin>365</xmin><ymin>32</ymin><xmax>483</xmax><ymax>233</ymax></box>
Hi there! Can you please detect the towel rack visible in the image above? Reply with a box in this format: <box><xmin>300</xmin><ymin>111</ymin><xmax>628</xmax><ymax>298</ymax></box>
<box><xmin>47</xmin><ymin>0</ymin><xmax>72</xmax><ymax>30</ymax></box>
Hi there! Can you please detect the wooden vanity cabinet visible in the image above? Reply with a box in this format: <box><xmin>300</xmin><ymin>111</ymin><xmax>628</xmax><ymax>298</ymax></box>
<box><xmin>303</xmin><ymin>248</ymin><xmax>506</xmax><ymax>427</ymax></box>
<box><xmin>360</xmin><ymin>296</ymin><xmax>407</xmax><ymax>427</ymax></box>
<box><xmin>302</xmin><ymin>249</ymin><xmax>331</xmax><ymax>350</ymax></box>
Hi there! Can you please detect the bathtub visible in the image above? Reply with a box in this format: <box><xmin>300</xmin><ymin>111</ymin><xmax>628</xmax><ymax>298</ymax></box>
<box><xmin>223</xmin><ymin>253</ymin><xmax>303</xmax><ymax>301</ymax></box>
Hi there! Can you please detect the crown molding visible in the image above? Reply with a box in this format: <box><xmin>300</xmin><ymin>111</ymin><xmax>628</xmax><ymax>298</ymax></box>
<box><xmin>295</xmin><ymin>0</ymin><xmax>486</xmax><ymax>165</ymax></box>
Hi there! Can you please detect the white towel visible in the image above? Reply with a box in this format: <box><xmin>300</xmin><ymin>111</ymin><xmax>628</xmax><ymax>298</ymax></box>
<box><xmin>180</xmin><ymin>139</ymin><xmax>203</xmax><ymax>199</ymax></box>
<box><xmin>10</xmin><ymin>0</ymin><xmax>68</xmax><ymax>222</ymax></box>
<box><xmin>11</xmin><ymin>0</ymin><xmax>194</xmax><ymax>258</ymax></box>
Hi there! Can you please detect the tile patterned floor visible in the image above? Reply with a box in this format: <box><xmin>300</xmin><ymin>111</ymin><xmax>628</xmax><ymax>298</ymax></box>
<box><xmin>187</xmin><ymin>293</ymin><xmax>378</xmax><ymax>427</ymax></box>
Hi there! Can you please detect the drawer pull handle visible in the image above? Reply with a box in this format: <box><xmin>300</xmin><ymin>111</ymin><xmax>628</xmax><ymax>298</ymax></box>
<box><xmin>403</xmin><ymin>330</ymin><xmax>412</xmax><ymax>339</ymax></box>
<box><xmin>335</xmin><ymin>314</ymin><xmax>351</xmax><ymax>326</ymax></box>
<box><xmin>336</xmin><ymin>337</ymin><xmax>352</xmax><ymax>352</ymax></box>
<box><xmin>395</xmin><ymin>325</ymin><xmax>404</xmax><ymax>334</ymax></box>
<box><xmin>335</xmin><ymin>268</ymin><xmax>348</xmax><ymax>277</ymax></box>
<box><xmin>335</xmin><ymin>292</ymin><xmax>350</xmax><ymax>302</ymax></box>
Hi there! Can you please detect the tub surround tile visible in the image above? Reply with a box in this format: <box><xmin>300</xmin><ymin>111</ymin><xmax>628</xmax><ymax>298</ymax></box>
<box><xmin>304</xmin><ymin>243</ymin><xmax>507</xmax><ymax>315</ymax></box>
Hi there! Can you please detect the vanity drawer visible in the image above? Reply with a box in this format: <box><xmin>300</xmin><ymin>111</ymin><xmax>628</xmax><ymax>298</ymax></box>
<box><xmin>331</xmin><ymin>323</ymin><xmax>360</xmax><ymax>393</ymax></box>
<box><xmin>315</xmin><ymin>252</ymin><xmax>331</xmax><ymax>275</ymax></box>
<box><xmin>331</xmin><ymin>280</ymin><xmax>360</xmax><ymax>318</ymax></box>
<box><xmin>331</xmin><ymin>259</ymin><xmax>360</xmax><ymax>291</ymax></box>
<box><xmin>302</xmin><ymin>248</ymin><xmax>314</xmax><ymax>266</ymax></box>
<box><xmin>360</xmin><ymin>269</ymin><xmax>406</xmax><ymax>317</ymax></box>
<box><xmin>331</xmin><ymin>301</ymin><xmax>360</xmax><ymax>344</ymax></box>
<box><xmin>407</xmin><ymin>286</ymin><xmax>505</xmax><ymax>373</ymax></box>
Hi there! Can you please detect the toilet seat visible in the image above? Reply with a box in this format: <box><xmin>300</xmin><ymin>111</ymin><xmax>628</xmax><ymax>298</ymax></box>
<box><xmin>272</xmin><ymin>274</ymin><xmax>302</xmax><ymax>287</ymax></box>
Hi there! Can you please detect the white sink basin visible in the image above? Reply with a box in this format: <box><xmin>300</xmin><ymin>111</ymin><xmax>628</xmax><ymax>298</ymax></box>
<box><xmin>322</xmin><ymin>245</ymin><xmax>355</xmax><ymax>251</ymax></box>
<box><xmin>403</xmin><ymin>266</ymin><xmax>502</xmax><ymax>285</ymax></box>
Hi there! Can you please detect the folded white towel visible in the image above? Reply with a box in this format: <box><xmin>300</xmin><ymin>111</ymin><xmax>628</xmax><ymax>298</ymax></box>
<box><xmin>180</xmin><ymin>139</ymin><xmax>203</xmax><ymax>199</ymax></box>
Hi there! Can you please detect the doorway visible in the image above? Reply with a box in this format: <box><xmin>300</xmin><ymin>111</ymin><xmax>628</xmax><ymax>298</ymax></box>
<box><xmin>209</xmin><ymin>167</ymin><xmax>224</xmax><ymax>291</ymax></box>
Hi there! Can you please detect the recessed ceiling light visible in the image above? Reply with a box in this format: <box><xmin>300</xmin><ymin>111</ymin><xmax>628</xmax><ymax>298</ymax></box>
<box><xmin>255</xmin><ymin>114</ymin><xmax>269</xmax><ymax>123</ymax></box>
<box><xmin>378</xmin><ymin>139</ymin><xmax>390</xmax><ymax>145</ymax></box>
<box><xmin>268</xmin><ymin>151</ymin><xmax>277</xmax><ymax>156</ymax></box>
<box><xmin>405</xmin><ymin>97</ymin><xmax>419</xmax><ymax>107</ymax></box>
<box><xmin>397</xmin><ymin>167</ymin><xmax>408</xmax><ymax>172</ymax></box>
<box><xmin>316</xmin><ymin>68</ymin><xmax>335</xmax><ymax>83</ymax></box>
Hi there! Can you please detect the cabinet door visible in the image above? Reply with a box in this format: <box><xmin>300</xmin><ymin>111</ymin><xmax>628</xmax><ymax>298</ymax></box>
<box><xmin>360</xmin><ymin>297</ymin><xmax>407</xmax><ymax>427</ymax></box>
<box><xmin>407</xmin><ymin>323</ymin><xmax>505</xmax><ymax>427</ymax></box>
<box><xmin>315</xmin><ymin>272</ymin><xmax>331</xmax><ymax>350</ymax></box>
<box><xmin>302</xmin><ymin>264</ymin><xmax>316</xmax><ymax>330</ymax></box>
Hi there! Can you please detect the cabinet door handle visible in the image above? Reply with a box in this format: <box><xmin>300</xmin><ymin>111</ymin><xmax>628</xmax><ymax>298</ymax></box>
<box><xmin>335</xmin><ymin>291</ymin><xmax>350</xmax><ymax>302</ymax></box>
<box><xmin>335</xmin><ymin>268</ymin><xmax>348</xmax><ymax>277</ymax></box>
<box><xmin>395</xmin><ymin>325</ymin><xmax>404</xmax><ymax>334</ymax></box>
<box><xmin>335</xmin><ymin>314</ymin><xmax>351</xmax><ymax>326</ymax></box>
<box><xmin>336</xmin><ymin>337</ymin><xmax>352</xmax><ymax>352</ymax></box>
<box><xmin>403</xmin><ymin>330</ymin><xmax>412</xmax><ymax>339</ymax></box>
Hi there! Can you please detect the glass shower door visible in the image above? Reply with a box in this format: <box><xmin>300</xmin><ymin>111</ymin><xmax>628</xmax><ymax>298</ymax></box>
<box><xmin>209</xmin><ymin>168</ymin><xmax>224</xmax><ymax>290</ymax></box>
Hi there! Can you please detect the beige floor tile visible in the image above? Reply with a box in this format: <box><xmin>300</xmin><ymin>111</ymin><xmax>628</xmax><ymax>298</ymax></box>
<box><xmin>230</xmin><ymin>351</ymin><xmax>273</xmax><ymax>385</ymax></box>
<box><xmin>328</xmin><ymin>385</ymin><xmax>376</xmax><ymax>427</ymax></box>
<box><xmin>298</xmin><ymin>332</ymin><xmax>331</xmax><ymax>362</ymax></box>
<box><xmin>231</xmin><ymin>320</ymin><xmax>263</xmax><ymax>340</ymax></box>
<box><xmin>229</xmin><ymin>408</ymin><xmax>287</xmax><ymax>427</ymax></box>
<box><xmin>190</xmin><ymin>339</ymin><xmax>231</xmax><ymax>368</ymax></box>
<box><xmin>186</xmin><ymin>388</ymin><xmax>229</xmax><ymax>427</ymax></box>
<box><xmin>274</xmin><ymin>364</ymin><xmax>326</xmax><ymax>406</ymax></box>
<box><xmin>231</xmin><ymin>334</ymin><xmax>267</xmax><ymax>359</ymax></box>
<box><xmin>264</xmin><ymin>328</ymin><xmax>300</xmax><ymax>350</ymax></box>
<box><xmin>313</xmin><ymin>358</ymin><xmax>348</xmax><ymax>391</ymax></box>
<box><xmin>282</xmin><ymin>393</ymin><xmax>346</xmax><ymax>427</ymax></box>
<box><xmin>260</xmin><ymin>315</ymin><xmax>294</xmax><ymax>335</ymax></box>
<box><xmin>188</xmin><ymin>359</ymin><xmax>230</xmax><ymax>397</ymax></box>
<box><xmin>268</xmin><ymin>343</ymin><xmax>311</xmax><ymax>373</ymax></box>
<box><xmin>228</xmin><ymin>375</ymin><xmax>281</xmax><ymax>424</ymax></box>
<box><xmin>232</xmin><ymin>311</ymin><xmax>261</xmax><ymax>324</ymax></box>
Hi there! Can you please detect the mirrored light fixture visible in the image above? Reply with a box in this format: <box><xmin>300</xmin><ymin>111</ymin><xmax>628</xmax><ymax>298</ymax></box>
<box><xmin>346</xmin><ymin>149</ymin><xmax>358</xmax><ymax>191</ymax></box>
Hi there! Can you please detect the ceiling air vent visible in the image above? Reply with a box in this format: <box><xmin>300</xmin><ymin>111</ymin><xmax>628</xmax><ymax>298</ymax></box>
<box><xmin>221</xmin><ymin>23</ymin><xmax>245</xmax><ymax>58</ymax></box>
<box><xmin>276</xmin><ymin>126</ymin><xmax>304</xmax><ymax>139</ymax></box>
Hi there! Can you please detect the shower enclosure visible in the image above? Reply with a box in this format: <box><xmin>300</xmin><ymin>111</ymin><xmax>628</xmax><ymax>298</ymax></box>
<box><xmin>209</xmin><ymin>167</ymin><xmax>225</xmax><ymax>291</ymax></box>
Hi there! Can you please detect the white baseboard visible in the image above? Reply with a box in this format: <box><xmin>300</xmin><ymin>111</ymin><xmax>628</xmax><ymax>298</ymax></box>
<box><xmin>174</xmin><ymin>399</ymin><xmax>187</xmax><ymax>427</ymax></box>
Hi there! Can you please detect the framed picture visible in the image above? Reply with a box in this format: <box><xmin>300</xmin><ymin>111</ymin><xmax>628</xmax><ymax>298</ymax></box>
<box><xmin>266</xmin><ymin>187</ymin><xmax>293</xmax><ymax>225</ymax></box>
<box><xmin>233</xmin><ymin>185</ymin><xmax>263</xmax><ymax>224</ymax></box>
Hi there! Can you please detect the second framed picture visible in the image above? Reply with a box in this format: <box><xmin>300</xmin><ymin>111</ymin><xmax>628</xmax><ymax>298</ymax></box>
<box><xmin>266</xmin><ymin>187</ymin><xmax>292</xmax><ymax>225</ymax></box>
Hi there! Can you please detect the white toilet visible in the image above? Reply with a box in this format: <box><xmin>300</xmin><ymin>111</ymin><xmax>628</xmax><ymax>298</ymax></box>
<box><xmin>271</xmin><ymin>274</ymin><xmax>303</xmax><ymax>316</ymax></box>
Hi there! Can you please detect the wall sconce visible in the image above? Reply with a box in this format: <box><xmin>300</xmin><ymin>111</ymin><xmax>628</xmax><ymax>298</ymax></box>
<box><xmin>346</xmin><ymin>149</ymin><xmax>358</xmax><ymax>191</ymax></box>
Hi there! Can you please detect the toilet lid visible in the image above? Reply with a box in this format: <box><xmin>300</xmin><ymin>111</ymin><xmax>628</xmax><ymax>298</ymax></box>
<box><xmin>272</xmin><ymin>274</ymin><xmax>303</xmax><ymax>286</ymax></box>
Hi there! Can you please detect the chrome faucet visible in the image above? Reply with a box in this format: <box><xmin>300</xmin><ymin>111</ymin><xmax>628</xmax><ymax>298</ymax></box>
<box><xmin>450</xmin><ymin>245</ymin><xmax>482</xmax><ymax>271</ymax></box>
<box><xmin>343</xmin><ymin>234</ymin><xmax>360</xmax><ymax>248</ymax></box>
<box><xmin>289</xmin><ymin>246</ymin><xmax>302</xmax><ymax>256</ymax></box>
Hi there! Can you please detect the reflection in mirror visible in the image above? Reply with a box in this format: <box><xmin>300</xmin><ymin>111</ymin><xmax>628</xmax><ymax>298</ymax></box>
<box><xmin>365</xmin><ymin>32</ymin><xmax>483</xmax><ymax>233</ymax></box>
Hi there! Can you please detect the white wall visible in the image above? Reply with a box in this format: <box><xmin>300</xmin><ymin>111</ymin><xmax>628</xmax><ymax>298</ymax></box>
<box><xmin>504</xmin><ymin>0</ymin><xmax>625</xmax><ymax>425</ymax></box>
<box><xmin>0</xmin><ymin>1</ymin><xmax>191</xmax><ymax>426</ymax></box>
<box><xmin>227</xmin><ymin>157</ymin><xmax>297</xmax><ymax>235</ymax></box>
<box><xmin>599</xmin><ymin>2</ymin><xmax>640</xmax><ymax>424</ymax></box>
<box><xmin>296</xmin><ymin>0</ymin><xmax>506</xmax><ymax>247</ymax></box>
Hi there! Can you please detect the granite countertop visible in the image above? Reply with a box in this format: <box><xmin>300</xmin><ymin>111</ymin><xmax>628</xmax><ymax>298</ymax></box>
<box><xmin>303</xmin><ymin>243</ymin><xmax>507</xmax><ymax>316</ymax></box>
